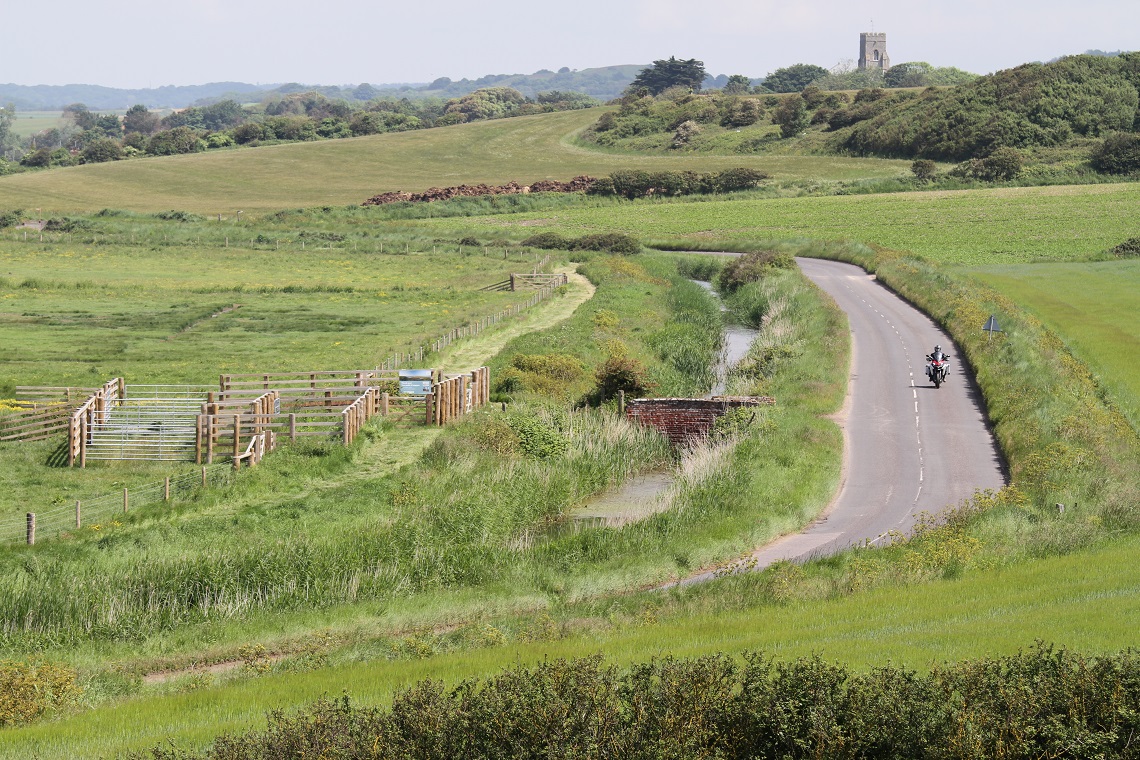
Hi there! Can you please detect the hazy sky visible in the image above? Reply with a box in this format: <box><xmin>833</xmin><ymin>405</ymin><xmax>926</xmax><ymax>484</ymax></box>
<box><xmin>3</xmin><ymin>0</ymin><xmax>1137</xmax><ymax>88</ymax></box>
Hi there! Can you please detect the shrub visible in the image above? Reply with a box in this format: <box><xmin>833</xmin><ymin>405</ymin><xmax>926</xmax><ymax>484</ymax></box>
<box><xmin>521</xmin><ymin>232</ymin><xmax>570</xmax><ymax>250</ymax></box>
<box><xmin>153</xmin><ymin>210</ymin><xmax>203</xmax><ymax>222</ymax></box>
<box><xmin>0</xmin><ymin>209</ymin><xmax>22</xmax><ymax>228</ymax></box>
<box><xmin>594</xmin><ymin>353</ymin><xmax>656</xmax><ymax>400</ymax></box>
<box><xmin>705</xmin><ymin>167</ymin><xmax>770</xmax><ymax>193</ymax></box>
<box><xmin>572</xmin><ymin>233</ymin><xmax>641</xmax><ymax>255</ymax></box>
<box><xmin>1091</xmin><ymin>131</ymin><xmax>1140</xmax><ymax>174</ymax></box>
<box><xmin>80</xmin><ymin>138</ymin><xmax>123</xmax><ymax>164</ymax></box>
<box><xmin>717</xmin><ymin>250</ymin><xmax>794</xmax><ymax>292</ymax></box>
<box><xmin>911</xmin><ymin>159</ymin><xmax>937</xmax><ymax>180</ymax></box>
<box><xmin>510</xmin><ymin>353</ymin><xmax>584</xmax><ymax>382</ymax></box>
<box><xmin>43</xmin><ymin>217</ymin><xmax>93</xmax><ymax>232</ymax></box>
<box><xmin>1110</xmin><ymin>237</ymin><xmax>1140</xmax><ymax>257</ymax></box>
<box><xmin>671</xmin><ymin>119</ymin><xmax>702</xmax><ymax>148</ymax></box>
<box><xmin>147</xmin><ymin>126</ymin><xmax>205</xmax><ymax>155</ymax></box>
<box><xmin>773</xmin><ymin>96</ymin><xmax>809</xmax><ymax>138</ymax></box>
<box><xmin>950</xmin><ymin>147</ymin><xmax>1023</xmax><ymax>181</ymax></box>
<box><xmin>506</xmin><ymin>413</ymin><xmax>567</xmax><ymax>459</ymax></box>
<box><xmin>0</xmin><ymin>660</ymin><xmax>81</xmax><ymax>726</ymax></box>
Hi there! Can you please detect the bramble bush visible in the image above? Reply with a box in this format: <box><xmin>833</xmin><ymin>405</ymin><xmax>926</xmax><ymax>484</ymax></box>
<box><xmin>138</xmin><ymin>645</ymin><xmax>1140</xmax><ymax>760</ymax></box>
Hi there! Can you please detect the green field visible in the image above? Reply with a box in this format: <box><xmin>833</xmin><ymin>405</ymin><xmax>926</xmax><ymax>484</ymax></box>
<box><xmin>968</xmin><ymin>259</ymin><xmax>1140</xmax><ymax>429</ymax></box>
<box><xmin>412</xmin><ymin>182</ymin><xmax>1140</xmax><ymax>265</ymax></box>
<box><xmin>0</xmin><ymin>242</ymin><xmax>530</xmax><ymax>388</ymax></box>
<box><xmin>0</xmin><ymin>109</ymin><xmax>912</xmax><ymax>213</ymax></box>
<box><xmin>6</xmin><ymin>111</ymin><xmax>62</xmax><ymax>139</ymax></box>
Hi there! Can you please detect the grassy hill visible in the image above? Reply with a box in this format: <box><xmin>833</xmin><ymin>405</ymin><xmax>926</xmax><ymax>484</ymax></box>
<box><xmin>0</xmin><ymin>109</ymin><xmax>911</xmax><ymax>213</ymax></box>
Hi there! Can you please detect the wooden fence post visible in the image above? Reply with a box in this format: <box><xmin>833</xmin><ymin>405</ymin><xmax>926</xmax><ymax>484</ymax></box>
<box><xmin>206</xmin><ymin>415</ymin><xmax>215</xmax><ymax>464</ymax></box>
<box><xmin>289</xmin><ymin>413</ymin><xmax>297</xmax><ymax>442</ymax></box>
<box><xmin>76</xmin><ymin>501</ymin><xmax>81</xmax><ymax>529</ymax></box>
<box><xmin>26</xmin><ymin>513</ymin><xmax>35</xmax><ymax>546</ymax></box>
<box><xmin>164</xmin><ymin>477</ymin><xmax>171</xmax><ymax>501</ymax></box>
<box><xmin>123</xmin><ymin>488</ymin><xmax>129</xmax><ymax>514</ymax></box>
<box><xmin>232</xmin><ymin>415</ymin><xmax>241</xmax><ymax>469</ymax></box>
<box><xmin>202</xmin><ymin>466</ymin><xmax>207</xmax><ymax>487</ymax></box>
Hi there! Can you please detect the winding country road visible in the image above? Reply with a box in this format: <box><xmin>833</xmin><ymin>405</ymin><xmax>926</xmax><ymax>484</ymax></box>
<box><xmin>677</xmin><ymin>257</ymin><xmax>1006</xmax><ymax>585</ymax></box>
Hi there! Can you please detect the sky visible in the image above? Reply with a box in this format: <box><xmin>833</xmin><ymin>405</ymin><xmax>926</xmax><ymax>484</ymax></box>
<box><xmin>2</xmin><ymin>0</ymin><xmax>1137</xmax><ymax>89</ymax></box>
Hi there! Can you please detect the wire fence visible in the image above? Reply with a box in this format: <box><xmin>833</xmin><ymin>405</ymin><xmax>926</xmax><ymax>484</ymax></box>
<box><xmin>0</xmin><ymin>464</ymin><xmax>234</xmax><ymax>547</ymax></box>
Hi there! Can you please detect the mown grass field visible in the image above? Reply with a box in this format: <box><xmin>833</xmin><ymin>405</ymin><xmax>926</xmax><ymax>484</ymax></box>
<box><xmin>416</xmin><ymin>181</ymin><xmax>1140</xmax><ymax>265</ymax></box>
<box><xmin>0</xmin><ymin>109</ymin><xmax>912</xmax><ymax>213</ymax></box>
<box><xmin>5</xmin><ymin>531</ymin><xmax>1137</xmax><ymax>759</ymax></box>
<box><xmin>967</xmin><ymin>260</ymin><xmax>1140</xmax><ymax>429</ymax></box>
<box><xmin>6</xmin><ymin>111</ymin><xmax>62</xmax><ymax>139</ymax></box>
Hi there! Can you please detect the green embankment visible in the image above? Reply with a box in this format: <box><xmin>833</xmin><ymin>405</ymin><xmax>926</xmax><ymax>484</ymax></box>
<box><xmin>0</xmin><ymin>109</ymin><xmax>910</xmax><ymax>213</ymax></box>
<box><xmin>967</xmin><ymin>260</ymin><xmax>1140</xmax><ymax>430</ymax></box>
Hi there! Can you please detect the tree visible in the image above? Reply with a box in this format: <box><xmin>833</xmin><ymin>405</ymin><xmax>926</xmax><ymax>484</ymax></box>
<box><xmin>81</xmin><ymin>138</ymin><xmax>123</xmax><ymax>164</ymax></box>
<box><xmin>762</xmin><ymin>64</ymin><xmax>828</xmax><ymax>93</ymax></box>
<box><xmin>122</xmin><ymin>104</ymin><xmax>160</xmax><ymax>135</ymax></box>
<box><xmin>147</xmin><ymin>126</ymin><xmax>205</xmax><ymax>155</ymax></box>
<box><xmin>1091</xmin><ymin>132</ymin><xmax>1140</xmax><ymax>174</ymax></box>
<box><xmin>630</xmin><ymin>57</ymin><xmax>708</xmax><ymax>95</ymax></box>
<box><xmin>724</xmin><ymin>74</ymin><xmax>752</xmax><ymax>95</ymax></box>
<box><xmin>62</xmin><ymin>103</ymin><xmax>97</xmax><ymax>130</ymax></box>
<box><xmin>773</xmin><ymin>96</ymin><xmax>809</xmax><ymax>138</ymax></box>
<box><xmin>0</xmin><ymin>105</ymin><xmax>15</xmax><ymax>158</ymax></box>
<box><xmin>885</xmin><ymin>62</ymin><xmax>933</xmax><ymax>88</ymax></box>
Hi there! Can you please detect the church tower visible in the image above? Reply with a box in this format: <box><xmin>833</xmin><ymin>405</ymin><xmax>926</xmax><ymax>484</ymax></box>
<box><xmin>858</xmin><ymin>32</ymin><xmax>890</xmax><ymax>71</ymax></box>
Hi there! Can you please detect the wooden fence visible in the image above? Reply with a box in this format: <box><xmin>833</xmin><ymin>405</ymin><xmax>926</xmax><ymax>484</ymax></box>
<box><xmin>431</xmin><ymin>367</ymin><xmax>491</xmax><ymax>426</ymax></box>
<box><xmin>67</xmin><ymin>379</ymin><xmax>125</xmax><ymax>466</ymax></box>
<box><xmin>1</xmin><ymin>386</ymin><xmax>99</xmax><ymax>443</ymax></box>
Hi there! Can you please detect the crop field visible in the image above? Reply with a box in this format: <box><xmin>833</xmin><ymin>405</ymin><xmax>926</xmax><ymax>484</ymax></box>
<box><xmin>0</xmin><ymin>109</ymin><xmax>912</xmax><ymax>213</ymax></box>
<box><xmin>414</xmin><ymin>181</ymin><xmax>1140</xmax><ymax>265</ymax></box>
<box><xmin>967</xmin><ymin>260</ymin><xmax>1140</xmax><ymax>429</ymax></box>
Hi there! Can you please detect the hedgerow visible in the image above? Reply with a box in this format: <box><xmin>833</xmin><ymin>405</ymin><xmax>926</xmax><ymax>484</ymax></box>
<box><xmin>138</xmin><ymin>645</ymin><xmax>1140</xmax><ymax>759</ymax></box>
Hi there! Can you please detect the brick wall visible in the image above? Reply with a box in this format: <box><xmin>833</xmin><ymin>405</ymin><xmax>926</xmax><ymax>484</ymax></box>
<box><xmin>626</xmin><ymin>396</ymin><xmax>775</xmax><ymax>445</ymax></box>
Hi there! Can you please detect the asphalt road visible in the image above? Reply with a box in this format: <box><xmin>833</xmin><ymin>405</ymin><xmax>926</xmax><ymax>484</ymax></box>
<box><xmin>674</xmin><ymin>257</ymin><xmax>1006</xmax><ymax>585</ymax></box>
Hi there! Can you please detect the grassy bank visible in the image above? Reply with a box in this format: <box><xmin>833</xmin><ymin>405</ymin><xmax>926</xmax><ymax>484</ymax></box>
<box><xmin>0</xmin><ymin>109</ymin><xmax>911</xmax><ymax>213</ymax></box>
<box><xmin>6</xmin><ymin>531</ymin><xmax>1138</xmax><ymax>758</ymax></box>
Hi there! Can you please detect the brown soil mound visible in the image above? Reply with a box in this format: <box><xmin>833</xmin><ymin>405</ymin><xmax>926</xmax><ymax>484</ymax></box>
<box><xmin>362</xmin><ymin>176</ymin><xmax>596</xmax><ymax>206</ymax></box>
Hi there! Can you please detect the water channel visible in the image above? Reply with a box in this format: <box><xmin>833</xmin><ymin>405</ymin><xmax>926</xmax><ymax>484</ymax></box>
<box><xmin>549</xmin><ymin>280</ymin><xmax>759</xmax><ymax>536</ymax></box>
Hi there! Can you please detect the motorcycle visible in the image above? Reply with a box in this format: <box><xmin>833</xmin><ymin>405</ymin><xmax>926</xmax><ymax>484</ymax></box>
<box><xmin>926</xmin><ymin>355</ymin><xmax>949</xmax><ymax>388</ymax></box>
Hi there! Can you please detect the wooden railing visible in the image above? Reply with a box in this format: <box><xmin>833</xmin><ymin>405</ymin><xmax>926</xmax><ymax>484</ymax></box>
<box><xmin>67</xmin><ymin>379</ymin><xmax>124</xmax><ymax>466</ymax></box>
<box><xmin>430</xmin><ymin>367</ymin><xmax>490</xmax><ymax>426</ymax></box>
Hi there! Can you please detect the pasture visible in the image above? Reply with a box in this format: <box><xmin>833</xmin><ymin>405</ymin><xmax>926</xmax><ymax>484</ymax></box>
<box><xmin>413</xmin><ymin>181</ymin><xmax>1140</xmax><ymax>265</ymax></box>
<box><xmin>0</xmin><ymin>109</ymin><xmax>912</xmax><ymax>213</ymax></box>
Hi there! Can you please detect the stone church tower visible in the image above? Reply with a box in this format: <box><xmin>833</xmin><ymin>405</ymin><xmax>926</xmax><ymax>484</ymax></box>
<box><xmin>858</xmin><ymin>32</ymin><xmax>890</xmax><ymax>71</ymax></box>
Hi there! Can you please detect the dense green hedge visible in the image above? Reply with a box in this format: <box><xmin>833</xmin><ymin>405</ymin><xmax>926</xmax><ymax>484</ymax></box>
<box><xmin>140</xmin><ymin>645</ymin><xmax>1140</xmax><ymax>759</ymax></box>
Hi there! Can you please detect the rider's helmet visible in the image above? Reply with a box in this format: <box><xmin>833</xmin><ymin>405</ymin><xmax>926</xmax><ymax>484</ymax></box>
<box><xmin>934</xmin><ymin>345</ymin><xmax>941</xmax><ymax>352</ymax></box>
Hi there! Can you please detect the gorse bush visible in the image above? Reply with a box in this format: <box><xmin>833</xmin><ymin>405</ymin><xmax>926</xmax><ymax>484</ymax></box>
<box><xmin>139</xmin><ymin>645</ymin><xmax>1140</xmax><ymax>760</ymax></box>
<box><xmin>842</xmin><ymin>54</ymin><xmax>1140</xmax><ymax>161</ymax></box>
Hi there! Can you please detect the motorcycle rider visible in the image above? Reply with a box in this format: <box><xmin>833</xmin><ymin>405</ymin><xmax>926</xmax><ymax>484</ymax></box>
<box><xmin>925</xmin><ymin>344</ymin><xmax>949</xmax><ymax>382</ymax></box>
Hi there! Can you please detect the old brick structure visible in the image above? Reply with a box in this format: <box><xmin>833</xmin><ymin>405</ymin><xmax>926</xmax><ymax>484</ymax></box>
<box><xmin>626</xmin><ymin>396</ymin><xmax>775</xmax><ymax>445</ymax></box>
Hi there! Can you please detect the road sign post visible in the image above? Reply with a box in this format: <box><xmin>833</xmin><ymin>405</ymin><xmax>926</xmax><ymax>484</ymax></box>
<box><xmin>983</xmin><ymin>315</ymin><xmax>1002</xmax><ymax>342</ymax></box>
